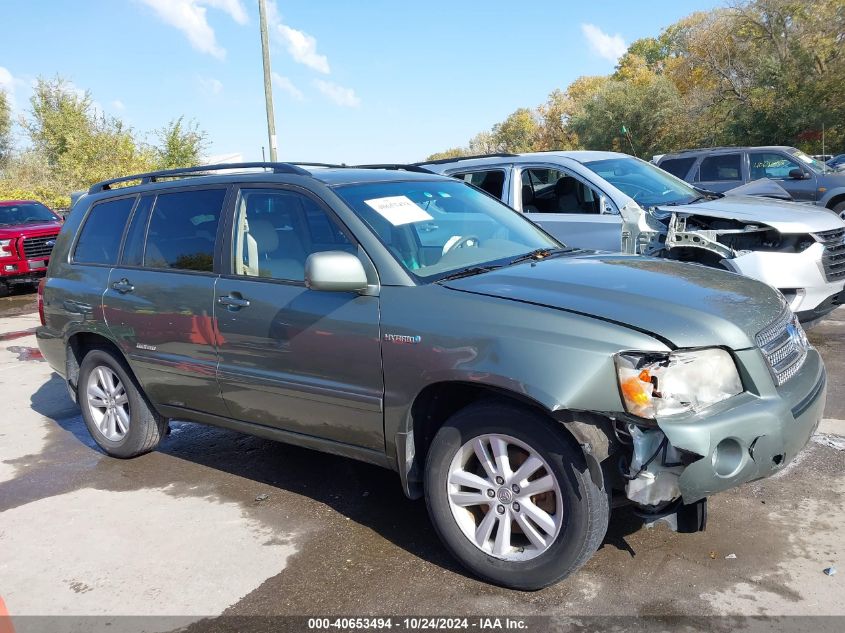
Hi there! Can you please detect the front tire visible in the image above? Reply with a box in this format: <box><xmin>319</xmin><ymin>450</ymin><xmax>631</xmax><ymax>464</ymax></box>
<box><xmin>424</xmin><ymin>402</ymin><xmax>609</xmax><ymax>590</ymax></box>
<box><xmin>78</xmin><ymin>348</ymin><xmax>166</xmax><ymax>458</ymax></box>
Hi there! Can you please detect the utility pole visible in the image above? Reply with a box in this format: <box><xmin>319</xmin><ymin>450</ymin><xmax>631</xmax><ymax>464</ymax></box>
<box><xmin>258</xmin><ymin>0</ymin><xmax>278</xmax><ymax>161</ymax></box>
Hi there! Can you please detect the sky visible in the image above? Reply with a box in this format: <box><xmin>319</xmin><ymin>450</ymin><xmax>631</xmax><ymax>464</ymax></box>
<box><xmin>0</xmin><ymin>0</ymin><xmax>724</xmax><ymax>164</ymax></box>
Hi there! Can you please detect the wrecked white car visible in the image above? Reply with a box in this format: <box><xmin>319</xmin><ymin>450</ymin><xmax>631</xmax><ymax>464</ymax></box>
<box><xmin>422</xmin><ymin>151</ymin><xmax>845</xmax><ymax>324</ymax></box>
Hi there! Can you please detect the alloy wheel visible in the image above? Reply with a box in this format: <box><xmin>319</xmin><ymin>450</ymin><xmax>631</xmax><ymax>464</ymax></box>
<box><xmin>446</xmin><ymin>433</ymin><xmax>563</xmax><ymax>561</ymax></box>
<box><xmin>86</xmin><ymin>366</ymin><xmax>130</xmax><ymax>441</ymax></box>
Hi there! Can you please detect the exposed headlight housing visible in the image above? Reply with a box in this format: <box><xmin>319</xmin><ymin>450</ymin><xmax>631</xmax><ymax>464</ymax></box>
<box><xmin>615</xmin><ymin>348</ymin><xmax>743</xmax><ymax>419</ymax></box>
<box><xmin>0</xmin><ymin>239</ymin><xmax>13</xmax><ymax>258</ymax></box>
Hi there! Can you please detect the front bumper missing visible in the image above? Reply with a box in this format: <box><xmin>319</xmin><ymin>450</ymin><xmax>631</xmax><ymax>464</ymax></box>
<box><xmin>654</xmin><ymin>348</ymin><xmax>826</xmax><ymax>504</ymax></box>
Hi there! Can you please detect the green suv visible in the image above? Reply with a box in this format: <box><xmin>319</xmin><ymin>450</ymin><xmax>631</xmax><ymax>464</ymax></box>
<box><xmin>37</xmin><ymin>163</ymin><xmax>826</xmax><ymax>590</ymax></box>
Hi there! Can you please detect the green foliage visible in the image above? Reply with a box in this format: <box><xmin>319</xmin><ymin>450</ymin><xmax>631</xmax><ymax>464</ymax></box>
<box><xmin>426</xmin><ymin>0</ymin><xmax>845</xmax><ymax>159</ymax></box>
<box><xmin>0</xmin><ymin>75</ymin><xmax>209</xmax><ymax>209</ymax></box>
<box><xmin>155</xmin><ymin>116</ymin><xmax>208</xmax><ymax>170</ymax></box>
<box><xmin>0</xmin><ymin>90</ymin><xmax>11</xmax><ymax>164</ymax></box>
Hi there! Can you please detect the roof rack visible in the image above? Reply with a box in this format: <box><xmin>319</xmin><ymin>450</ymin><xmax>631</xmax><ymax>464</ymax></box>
<box><xmin>416</xmin><ymin>152</ymin><xmax>518</xmax><ymax>166</ymax></box>
<box><xmin>354</xmin><ymin>164</ymin><xmax>435</xmax><ymax>174</ymax></box>
<box><xmin>88</xmin><ymin>162</ymin><xmax>310</xmax><ymax>194</ymax></box>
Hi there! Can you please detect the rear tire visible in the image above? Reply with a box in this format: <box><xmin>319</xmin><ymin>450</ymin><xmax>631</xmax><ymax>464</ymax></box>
<box><xmin>424</xmin><ymin>401</ymin><xmax>609</xmax><ymax>590</ymax></box>
<box><xmin>78</xmin><ymin>348</ymin><xmax>166</xmax><ymax>458</ymax></box>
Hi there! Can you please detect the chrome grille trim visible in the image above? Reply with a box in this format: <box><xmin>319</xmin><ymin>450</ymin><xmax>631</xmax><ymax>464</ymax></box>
<box><xmin>756</xmin><ymin>311</ymin><xmax>809</xmax><ymax>386</ymax></box>
<box><xmin>813</xmin><ymin>227</ymin><xmax>845</xmax><ymax>282</ymax></box>
<box><xmin>22</xmin><ymin>235</ymin><xmax>58</xmax><ymax>259</ymax></box>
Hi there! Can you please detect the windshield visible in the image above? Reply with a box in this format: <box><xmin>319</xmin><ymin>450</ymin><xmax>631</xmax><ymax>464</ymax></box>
<box><xmin>0</xmin><ymin>202</ymin><xmax>57</xmax><ymax>226</ymax></box>
<box><xmin>582</xmin><ymin>157</ymin><xmax>700</xmax><ymax>208</ymax></box>
<box><xmin>333</xmin><ymin>179</ymin><xmax>561</xmax><ymax>280</ymax></box>
<box><xmin>789</xmin><ymin>148</ymin><xmax>829</xmax><ymax>173</ymax></box>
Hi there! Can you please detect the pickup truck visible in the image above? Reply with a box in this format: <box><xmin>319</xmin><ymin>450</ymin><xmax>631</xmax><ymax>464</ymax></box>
<box><xmin>0</xmin><ymin>200</ymin><xmax>63</xmax><ymax>295</ymax></box>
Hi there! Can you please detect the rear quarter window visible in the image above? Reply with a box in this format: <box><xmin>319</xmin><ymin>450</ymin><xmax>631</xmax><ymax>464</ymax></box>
<box><xmin>73</xmin><ymin>197</ymin><xmax>137</xmax><ymax>265</ymax></box>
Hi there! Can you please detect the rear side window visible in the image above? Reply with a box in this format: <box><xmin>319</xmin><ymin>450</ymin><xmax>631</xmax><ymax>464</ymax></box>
<box><xmin>144</xmin><ymin>189</ymin><xmax>225</xmax><ymax>272</ymax></box>
<box><xmin>74</xmin><ymin>197</ymin><xmax>136</xmax><ymax>265</ymax></box>
<box><xmin>698</xmin><ymin>154</ymin><xmax>742</xmax><ymax>181</ymax></box>
<box><xmin>659</xmin><ymin>157</ymin><xmax>696</xmax><ymax>179</ymax></box>
<box><xmin>453</xmin><ymin>170</ymin><xmax>506</xmax><ymax>199</ymax></box>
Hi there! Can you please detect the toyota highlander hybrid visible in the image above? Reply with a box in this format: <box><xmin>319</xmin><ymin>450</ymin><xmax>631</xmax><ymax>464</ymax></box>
<box><xmin>422</xmin><ymin>151</ymin><xmax>845</xmax><ymax>325</ymax></box>
<box><xmin>37</xmin><ymin>163</ymin><xmax>825</xmax><ymax>589</ymax></box>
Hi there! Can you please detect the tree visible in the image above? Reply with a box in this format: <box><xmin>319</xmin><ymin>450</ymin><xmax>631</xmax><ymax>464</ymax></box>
<box><xmin>426</xmin><ymin>147</ymin><xmax>467</xmax><ymax>161</ymax></box>
<box><xmin>20</xmin><ymin>76</ymin><xmax>156</xmax><ymax>194</ymax></box>
<box><xmin>570</xmin><ymin>73</ymin><xmax>690</xmax><ymax>159</ymax></box>
<box><xmin>155</xmin><ymin>116</ymin><xmax>208</xmax><ymax>169</ymax></box>
<box><xmin>491</xmin><ymin>108</ymin><xmax>541</xmax><ymax>153</ymax></box>
<box><xmin>0</xmin><ymin>90</ymin><xmax>11</xmax><ymax>165</ymax></box>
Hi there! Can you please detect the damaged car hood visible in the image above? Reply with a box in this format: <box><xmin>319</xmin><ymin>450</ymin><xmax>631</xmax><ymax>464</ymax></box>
<box><xmin>442</xmin><ymin>254</ymin><xmax>785</xmax><ymax>350</ymax></box>
<box><xmin>655</xmin><ymin>195</ymin><xmax>843</xmax><ymax>233</ymax></box>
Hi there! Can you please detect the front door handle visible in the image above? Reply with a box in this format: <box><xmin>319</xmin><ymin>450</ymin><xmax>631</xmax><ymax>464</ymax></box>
<box><xmin>419</xmin><ymin>223</ymin><xmax>440</xmax><ymax>232</ymax></box>
<box><xmin>218</xmin><ymin>294</ymin><xmax>250</xmax><ymax>310</ymax></box>
<box><xmin>111</xmin><ymin>278</ymin><xmax>135</xmax><ymax>294</ymax></box>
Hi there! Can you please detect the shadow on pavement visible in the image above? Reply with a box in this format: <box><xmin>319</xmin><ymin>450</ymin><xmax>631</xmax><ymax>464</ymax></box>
<box><xmin>30</xmin><ymin>371</ymin><xmax>645</xmax><ymax>582</ymax></box>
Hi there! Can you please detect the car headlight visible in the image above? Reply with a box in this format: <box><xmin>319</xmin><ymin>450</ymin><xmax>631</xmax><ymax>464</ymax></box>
<box><xmin>615</xmin><ymin>348</ymin><xmax>743</xmax><ymax>419</ymax></box>
<box><xmin>0</xmin><ymin>239</ymin><xmax>13</xmax><ymax>258</ymax></box>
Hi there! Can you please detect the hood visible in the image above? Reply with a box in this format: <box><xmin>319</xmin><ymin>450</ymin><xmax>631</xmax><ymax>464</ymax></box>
<box><xmin>656</xmin><ymin>195</ymin><xmax>843</xmax><ymax>233</ymax></box>
<box><xmin>724</xmin><ymin>178</ymin><xmax>793</xmax><ymax>201</ymax></box>
<box><xmin>0</xmin><ymin>221</ymin><xmax>62</xmax><ymax>237</ymax></box>
<box><xmin>442</xmin><ymin>254</ymin><xmax>786</xmax><ymax>350</ymax></box>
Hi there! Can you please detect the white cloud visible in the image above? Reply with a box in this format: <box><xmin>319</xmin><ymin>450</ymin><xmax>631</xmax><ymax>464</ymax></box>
<box><xmin>139</xmin><ymin>0</ymin><xmax>248</xmax><ymax>59</ymax></box>
<box><xmin>111</xmin><ymin>99</ymin><xmax>126</xmax><ymax>111</ymax></box>
<box><xmin>0</xmin><ymin>67</ymin><xmax>13</xmax><ymax>94</ymax></box>
<box><xmin>313</xmin><ymin>79</ymin><xmax>360</xmax><ymax>108</ymax></box>
<box><xmin>266</xmin><ymin>1</ymin><xmax>330</xmax><ymax>74</ymax></box>
<box><xmin>272</xmin><ymin>73</ymin><xmax>304</xmax><ymax>101</ymax></box>
<box><xmin>198</xmin><ymin>76</ymin><xmax>224</xmax><ymax>95</ymax></box>
<box><xmin>202</xmin><ymin>0</ymin><xmax>248</xmax><ymax>25</ymax></box>
<box><xmin>581</xmin><ymin>23</ymin><xmax>627</xmax><ymax>63</ymax></box>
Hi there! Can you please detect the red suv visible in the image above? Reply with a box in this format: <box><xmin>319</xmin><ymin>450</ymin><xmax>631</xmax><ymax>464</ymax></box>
<box><xmin>0</xmin><ymin>200</ymin><xmax>63</xmax><ymax>295</ymax></box>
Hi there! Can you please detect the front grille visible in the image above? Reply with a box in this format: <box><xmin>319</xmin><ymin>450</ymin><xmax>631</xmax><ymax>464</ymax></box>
<box><xmin>756</xmin><ymin>311</ymin><xmax>809</xmax><ymax>386</ymax></box>
<box><xmin>22</xmin><ymin>234</ymin><xmax>58</xmax><ymax>259</ymax></box>
<box><xmin>814</xmin><ymin>227</ymin><xmax>845</xmax><ymax>282</ymax></box>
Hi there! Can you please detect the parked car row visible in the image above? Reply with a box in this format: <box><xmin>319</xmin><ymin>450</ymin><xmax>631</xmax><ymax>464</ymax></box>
<box><xmin>421</xmin><ymin>151</ymin><xmax>845</xmax><ymax>324</ymax></box>
<box><xmin>655</xmin><ymin>145</ymin><xmax>845</xmax><ymax>218</ymax></box>
<box><xmin>34</xmin><ymin>158</ymin><xmax>829</xmax><ymax>590</ymax></box>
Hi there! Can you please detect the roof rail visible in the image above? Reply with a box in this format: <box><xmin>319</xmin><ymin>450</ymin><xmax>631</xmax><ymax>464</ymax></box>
<box><xmin>416</xmin><ymin>152</ymin><xmax>518</xmax><ymax>166</ymax></box>
<box><xmin>354</xmin><ymin>164</ymin><xmax>435</xmax><ymax>174</ymax></box>
<box><xmin>288</xmin><ymin>162</ymin><xmax>347</xmax><ymax>168</ymax></box>
<box><xmin>88</xmin><ymin>162</ymin><xmax>310</xmax><ymax>194</ymax></box>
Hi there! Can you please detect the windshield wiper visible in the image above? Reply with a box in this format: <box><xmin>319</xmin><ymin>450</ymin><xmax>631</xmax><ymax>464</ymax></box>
<box><xmin>437</xmin><ymin>265</ymin><xmax>502</xmax><ymax>282</ymax></box>
<box><xmin>508</xmin><ymin>247</ymin><xmax>572</xmax><ymax>265</ymax></box>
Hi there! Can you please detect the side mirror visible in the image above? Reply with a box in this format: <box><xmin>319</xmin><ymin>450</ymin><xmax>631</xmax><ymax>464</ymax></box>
<box><xmin>305</xmin><ymin>251</ymin><xmax>369</xmax><ymax>293</ymax></box>
<box><xmin>788</xmin><ymin>168</ymin><xmax>807</xmax><ymax>180</ymax></box>
<box><xmin>599</xmin><ymin>195</ymin><xmax>618</xmax><ymax>215</ymax></box>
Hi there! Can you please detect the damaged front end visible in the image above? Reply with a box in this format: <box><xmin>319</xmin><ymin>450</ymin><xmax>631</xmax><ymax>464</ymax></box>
<box><xmin>618</xmin><ymin>422</ymin><xmax>708</xmax><ymax>533</ymax></box>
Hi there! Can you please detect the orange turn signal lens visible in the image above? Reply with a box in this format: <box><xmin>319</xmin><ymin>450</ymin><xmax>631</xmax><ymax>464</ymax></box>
<box><xmin>621</xmin><ymin>377</ymin><xmax>651</xmax><ymax>406</ymax></box>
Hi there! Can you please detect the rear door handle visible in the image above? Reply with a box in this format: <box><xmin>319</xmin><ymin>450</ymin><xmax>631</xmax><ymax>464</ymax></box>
<box><xmin>111</xmin><ymin>279</ymin><xmax>135</xmax><ymax>294</ymax></box>
<box><xmin>217</xmin><ymin>294</ymin><xmax>250</xmax><ymax>309</ymax></box>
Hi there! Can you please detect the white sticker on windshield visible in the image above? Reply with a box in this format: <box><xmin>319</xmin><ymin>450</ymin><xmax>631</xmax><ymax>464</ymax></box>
<box><xmin>363</xmin><ymin>196</ymin><xmax>433</xmax><ymax>226</ymax></box>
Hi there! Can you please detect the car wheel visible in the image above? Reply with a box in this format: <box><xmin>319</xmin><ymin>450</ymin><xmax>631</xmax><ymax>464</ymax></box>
<box><xmin>0</xmin><ymin>281</ymin><xmax>9</xmax><ymax>298</ymax></box>
<box><xmin>833</xmin><ymin>200</ymin><xmax>845</xmax><ymax>221</ymax></box>
<box><xmin>424</xmin><ymin>401</ymin><xmax>609</xmax><ymax>590</ymax></box>
<box><xmin>78</xmin><ymin>348</ymin><xmax>167</xmax><ymax>458</ymax></box>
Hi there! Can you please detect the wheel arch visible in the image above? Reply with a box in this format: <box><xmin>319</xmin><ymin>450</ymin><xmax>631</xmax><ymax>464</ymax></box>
<box><xmin>66</xmin><ymin>331</ymin><xmax>128</xmax><ymax>397</ymax></box>
<box><xmin>824</xmin><ymin>191</ymin><xmax>845</xmax><ymax>212</ymax></box>
<box><xmin>395</xmin><ymin>381</ymin><xmax>617</xmax><ymax>500</ymax></box>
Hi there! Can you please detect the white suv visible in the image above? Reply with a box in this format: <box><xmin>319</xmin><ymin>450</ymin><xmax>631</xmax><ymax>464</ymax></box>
<box><xmin>422</xmin><ymin>151</ymin><xmax>845</xmax><ymax>324</ymax></box>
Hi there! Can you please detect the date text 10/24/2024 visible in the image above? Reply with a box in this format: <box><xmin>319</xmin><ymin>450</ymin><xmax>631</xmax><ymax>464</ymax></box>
<box><xmin>307</xmin><ymin>617</ymin><xmax>528</xmax><ymax>630</ymax></box>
